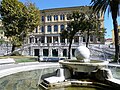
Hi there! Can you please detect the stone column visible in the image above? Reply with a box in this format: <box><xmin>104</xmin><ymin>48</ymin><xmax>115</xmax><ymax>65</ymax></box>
<box><xmin>51</xmin><ymin>25</ymin><xmax>54</xmax><ymax>33</ymax></box>
<box><xmin>65</xmin><ymin>14</ymin><xmax>67</xmax><ymax>21</ymax></box>
<box><xmin>65</xmin><ymin>39</ymin><xmax>67</xmax><ymax>44</ymax></box>
<box><xmin>45</xmin><ymin>16</ymin><xmax>47</xmax><ymax>22</ymax></box>
<box><xmin>49</xmin><ymin>47</ymin><xmax>52</xmax><ymax>57</ymax></box>
<box><xmin>45</xmin><ymin>25</ymin><xmax>47</xmax><ymax>34</ymax></box>
<box><xmin>58</xmin><ymin>25</ymin><xmax>61</xmax><ymax>33</ymax></box>
<box><xmin>31</xmin><ymin>47</ymin><xmax>34</xmax><ymax>56</ymax></box>
<box><xmin>39</xmin><ymin>47</ymin><xmax>43</xmax><ymax>56</ymax></box>
<box><xmin>58</xmin><ymin>36</ymin><xmax>60</xmax><ymax>44</ymax></box>
<box><xmin>51</xmin><ymin>15</ymin><xmax>54</xmax><ymax>22</ymax></box>
<box><xmin>45</xmin><ymin>36</ymin><xmax>47</xmax><ymax>43</ymax></box>
<box><xmin>32</xmin><ymin>37</ymin><xmax>35</xmax><ymax>43</ymax></box>
<box><xmin>72</xmin><ymin>38</ymin><xmax>74</xmax><ymax>44</ymax></box>
<box><xmin>58</xmin><ymin>15</ymin><xmax>60</xmax><ymax>21</ymax></box>
<box><xmin>52</xmin><ymin>36</ymin><xmax>53</xmax><ymax>43</ymax></box>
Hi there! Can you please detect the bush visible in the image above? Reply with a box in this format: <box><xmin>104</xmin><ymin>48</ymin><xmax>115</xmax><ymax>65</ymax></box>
<box><xmin>10</xmin><ymin>51</ymin><xmax>22</xmax><ymax>56</ymax></box>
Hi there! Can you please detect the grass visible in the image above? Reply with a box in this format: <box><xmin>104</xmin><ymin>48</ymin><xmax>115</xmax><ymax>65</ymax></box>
<box><xmin>0</xmin><ymin>56</ymin><xmax>38</xmax><ymax>63</ymax></box>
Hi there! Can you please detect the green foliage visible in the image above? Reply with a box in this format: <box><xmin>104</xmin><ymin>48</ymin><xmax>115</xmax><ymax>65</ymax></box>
<box><xmin>15</xmin><ymin>58</ymin><xmax>36</xmax><ymax>63</ymax></box>
<box><xmin>0</xmin><ymin>0</ymin><xmax>40</xmax><ymax>52</ymax></box>
<box><xmin>60</xmin><ymin>11</ymin><xmax>86</xmax><ymax>40</ymax></box>
<box><xmin>82</xmin><ymin>11</ymin><xmax>106</xmax><ymax>47</ymax></box>
<box><xmin>10</xmin><ymin>51</ymin><xmax>22</xmax><ymax>56</ymax></box>
<box><xmin>60</xmin><ymin>9</ymin><xmax>106</xmax><ymax>58</ymax></box>
<box><xmin>60</xmin><ymin>11</ymin><xmax>87</xmax><ymax>59</ymax></box>
<box><xmin>0</xmin><ymin>39</ymin><xmax>5</xmax><ymax>44</ymax></box>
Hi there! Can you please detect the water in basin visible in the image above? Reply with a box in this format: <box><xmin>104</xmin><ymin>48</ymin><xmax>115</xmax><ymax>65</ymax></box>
<box><xmin>0</xmin><ymin>67</ymin><xmax>119</xmax><ymax>90</ymax></box>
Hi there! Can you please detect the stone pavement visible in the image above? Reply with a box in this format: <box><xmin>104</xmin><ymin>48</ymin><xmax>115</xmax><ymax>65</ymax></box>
<box><xmin>0</xmin><ymin>62</ymin><xmax>60</xmax><ymax>78</ymax></box>
<box><xmin>0</xmin><ymin>62</ymin><xmax>59</xmax><ymax>70</ymax></box>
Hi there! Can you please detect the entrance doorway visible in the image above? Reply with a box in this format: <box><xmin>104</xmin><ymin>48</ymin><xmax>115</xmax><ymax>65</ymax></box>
<box><xmin>52</xmin><ymin>49</ymin><xmax>58</xmax><ymax>57</ymax></box>
<box><xmin>63</xmin><ymin>49</ymin><xmax>67</xmax><ymax>57</ymax></box>
<box><xmin>43</xmin><ymin>49</ymin><xmax>49</xmax><ymax>56</ymax></box>
<box><xmin>34</xmin><ymin>49</ymin><xmax>39</xmax><ymax>56</ymax></box>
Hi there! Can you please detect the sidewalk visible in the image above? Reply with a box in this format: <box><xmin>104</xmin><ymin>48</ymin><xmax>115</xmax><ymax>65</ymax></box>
<box><xmin>0</xmin><ymin>62</ymin><xmax>59</xmax><ymax>70</ymax></box>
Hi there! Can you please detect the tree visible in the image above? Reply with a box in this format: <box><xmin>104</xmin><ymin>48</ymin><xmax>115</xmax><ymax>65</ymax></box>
<box><xmin>60</xmin><ymin>10</ymin><xmax>105</xmax><ymax>59</ymax></box>
<box><xmin>91</xmin><ymin>0</ymin><xmax>120</xmax><ymax>62</ymax></box>
<box><xmin>0</xmin><ymin>0</ymin><xmax>40</xmax><ymax>52</ymax></box>
<box><xmin>60</xmin><ymin>11</ymin><xmax>86</xmax><ymax>59</ymax></box>
<box><xmin>83</xmin><ymin>12</ymin><xmax>105</xmax><ymax>47</ymax></box>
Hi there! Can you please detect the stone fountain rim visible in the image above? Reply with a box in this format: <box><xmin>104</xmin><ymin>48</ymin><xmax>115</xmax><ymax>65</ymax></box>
<box><xmin>59</xmin><ymin>59</ymin><xmax>109</xmax><ymax>66</ymax></box>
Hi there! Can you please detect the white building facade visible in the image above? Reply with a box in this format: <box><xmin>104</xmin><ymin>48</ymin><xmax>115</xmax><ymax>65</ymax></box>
<box><xmin>24</xmin><ymin>6</ymin><xmax>104</xmax><ymax>58</ymax></box>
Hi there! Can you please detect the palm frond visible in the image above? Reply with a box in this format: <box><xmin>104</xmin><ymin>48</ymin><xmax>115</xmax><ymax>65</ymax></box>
<box><xmin>91</xmin><ymin>0</ymin><xmax>120</xmax><ymax>16</ymax></box>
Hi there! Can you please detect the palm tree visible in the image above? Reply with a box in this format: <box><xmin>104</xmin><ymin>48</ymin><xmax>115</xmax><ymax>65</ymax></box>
<box><xmin>91</xmin><ymin>0</ymin><xmax>120</xmax><ymax>63</ymax></box>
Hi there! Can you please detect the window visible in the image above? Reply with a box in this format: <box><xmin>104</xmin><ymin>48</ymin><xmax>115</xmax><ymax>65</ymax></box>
<box><xmin>72</xmin><ymin>49</ymin><xmax>75</xmax><ymax>57</ymax></box>
<box><xmin>60</xmin><ymin>14</ymin><xmax>65</xmax><ymax>20</ymax></box>
<box><xmin>63</xmin><ymin>49</ymin><xmax>67</xmax><ymax>57</ymax></box>
<box><xmin>60</xmin><ymin>25</ymin><xmax>64</xmax><ymax>31</ymax></box>
<box><xmin>47</xmin><ymin>25</ymin><xmax>51</xmax><ymax>32</ymax></box>
<box><xmin>47</xmin><ymin>15</ymin><xmax>52</xmax><ymax>21</ymax></box>
<box><xmin>29</xmin><ymin>38</ymin><xmax>32</xmax><ymax>43</ymax></box>
<box><xmin>54</xmin><ymin>25</ymin><xmax>58</xmax><ymax>32</ymax></box>
<box><xmin>60</xmin><ymin>37</ymin><xmax>65</xmax><ymax>43</ymax></box>
<box><xmin>41</xmin><ymin>16</ymin><xmax>44</xmax><ymax>21</ymax></box>
<box><xmin>52</xmin><ymin>49</ymin><xmax>58</xmax><ymax>57</ymax></box>
<box><xmin>41</xmin><ymin>26</ymin><xmax>44</xmax><ymax>32</ymax></box>
<box><xmin>47</xmin><ymin>37</ymin><xmax>52</xmax><ymax>43</ymax></box>
<box><xmin>41</xmin><ymin>36</ymin><xmax>45</xmax><ymax>43</ymax></box>
<box><xmin>53</xmin><ymin>36</ymin><xmax>58</xmax><ymax>43</ymax></box>
<box><xmin>35</xmin><ymin>38</ymin><xmax>38</xmax><ymax>43</ymax></box>
<box><xmin>35</xmin><ymin>27</ymin><xmax>38</xmax><ymax>33</ymax></box>
<box><xmin>43</xmin><ymin>49</ymin><xmax>49</xmax><ymax>56</ymax></box>
<box><xmin>54</xmin><ymin>15</ymin><xmax>58</xmax><ymax>20</ymax></box>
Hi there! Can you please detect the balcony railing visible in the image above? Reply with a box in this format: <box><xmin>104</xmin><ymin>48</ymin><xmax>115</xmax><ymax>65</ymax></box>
<box><xmin>29</xmin><ymin>42</ymin><xmax>80</xmax><ymax>47</ymax></box>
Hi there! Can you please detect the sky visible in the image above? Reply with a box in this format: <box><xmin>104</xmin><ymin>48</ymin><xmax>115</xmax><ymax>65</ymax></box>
<box><xmin>19</xmin><ymin>0</ymin><xmax>120</xmax><ymax>39</ymax></box>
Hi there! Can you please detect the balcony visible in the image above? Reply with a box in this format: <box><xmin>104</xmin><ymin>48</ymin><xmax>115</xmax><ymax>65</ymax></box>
<box><xmin>29</xmin><ymin>42</ymin><xmax>80</xmax><ymax>47</ymax></box>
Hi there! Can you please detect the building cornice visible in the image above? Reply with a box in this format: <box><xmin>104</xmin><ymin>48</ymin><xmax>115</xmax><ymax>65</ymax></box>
<box><xmin>40</xmin><ymin>6</ymin><xmax>91</xmax><ymax>13</ymax></box>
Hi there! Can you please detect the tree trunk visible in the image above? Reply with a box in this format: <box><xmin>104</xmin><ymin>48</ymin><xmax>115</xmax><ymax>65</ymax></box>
<box><xmin>11</xmin><ymin>44</ymin><xmax>16</xmax><ymax>53</ymax></box>
<box><xmin>113</xmin><ymin>19</ymin><xmax>119</xmax><ymax>63</ymax></box>
<box><xmin>110</xmin><ymin>1</ymin><xmax>119</xmax><ymax>63</ymax></box>
<box><xmin>86</xmin><ymin>29</ymin><xmax>90</xmax><ymax>47</ymax></box>
<box><xmin>68</xmin><ymin>38</ymin><xmax>73</xmax><ymax>59</ymax></box>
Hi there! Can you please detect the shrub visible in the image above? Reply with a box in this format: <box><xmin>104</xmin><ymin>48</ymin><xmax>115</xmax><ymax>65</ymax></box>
<box><xmin>10</xmin><ymin>51</ymin><xmax>22</xmax><ymax>56</ymax></box>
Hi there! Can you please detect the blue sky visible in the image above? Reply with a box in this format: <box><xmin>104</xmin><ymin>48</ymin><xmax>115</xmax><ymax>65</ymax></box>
<box><xmin>19</xmin><ymin>0</ymin><xmax>120</xmax><ymax>39</ymax></box>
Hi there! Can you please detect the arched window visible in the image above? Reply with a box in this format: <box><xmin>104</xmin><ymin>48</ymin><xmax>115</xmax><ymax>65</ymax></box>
<box><xmin>60</xmin><ymin>14</ymin><xmax>65</xmax><ymax>20</ymax></box>
<box><xmin>54</xmin><ymin>15</ymin><xmax>58</xmax><ymax>20</ymax></box>
<box><xmin>41</xmin><ymin>16</ymin><xmax>44</xmax><ymax>21</ymax></box>
<box><xmin>47</xmin><ymin>25</ymin><xmax>51</xmax><ymax>32</ymax></box>
<box><xmin>54</xmin><ymin>25</ymin><xmax>58</xmax><ymax>32</ymax></box>
<box><xmin>47</xmin><ymin>15</ymin><xmax>52</xmax><ymax>21</ymax></box>
<box><xmin>60</xmin><ymin>25</ymin><xmax>65</xmax><ymax>31</ymax></box>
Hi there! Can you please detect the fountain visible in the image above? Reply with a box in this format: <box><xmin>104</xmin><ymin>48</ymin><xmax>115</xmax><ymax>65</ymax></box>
<box><xmin>40</xmin><ymin>45</ymin><xmax>120</xmax><ymax>89</ymax></box>
<box><xmin>60</xmin><ymin>45</ymin><xmax>109</xmax><ymax>72</ymax></box>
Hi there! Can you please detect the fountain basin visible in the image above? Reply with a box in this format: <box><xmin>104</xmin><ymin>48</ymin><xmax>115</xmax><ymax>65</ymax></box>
<box><xmin>59</xmin><ymin>60</ymin><xmax>109</xmax><ymax>72</ymax></box>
